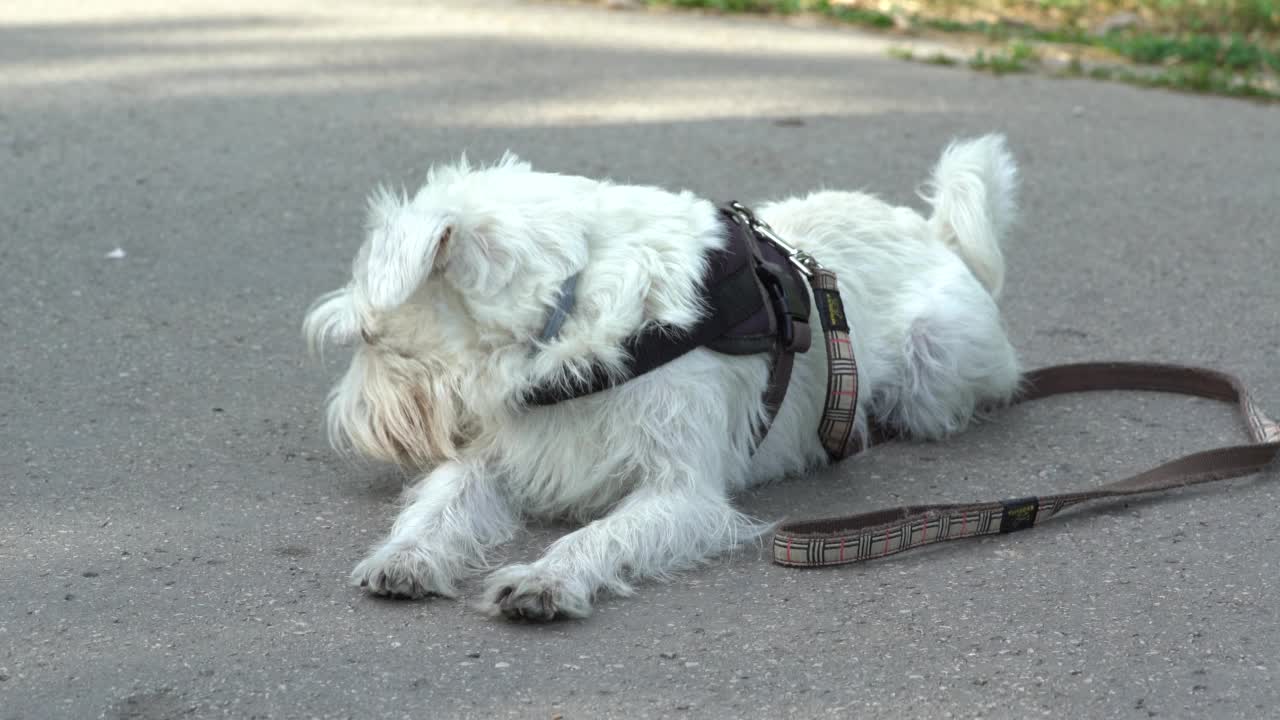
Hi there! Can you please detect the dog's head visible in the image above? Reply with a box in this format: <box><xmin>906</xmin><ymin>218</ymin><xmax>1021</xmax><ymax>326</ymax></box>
<box><xmin>302</xmin><ymin>154</ymin><xmax>591</xmax><ymax>467</ymax></box>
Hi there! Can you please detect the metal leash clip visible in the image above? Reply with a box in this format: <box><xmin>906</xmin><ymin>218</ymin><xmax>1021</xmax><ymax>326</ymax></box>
<box><xmin>727</xmin><ymin>201</ymin><xmax>822</xmax><ymax>278</ymax></box>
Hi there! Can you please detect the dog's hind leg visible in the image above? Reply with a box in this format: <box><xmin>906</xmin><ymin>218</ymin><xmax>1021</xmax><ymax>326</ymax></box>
<box><xmin>869</xmin><ymin>263</ymin><xmax>1020</xmax><ymax>440</ymax></box>
<box><xmin>479</xmin><ymin>486</ymin><xmax>764</xmax><ymax>621</ymax></box>
<box><xmin>352</xmin><ymin>459</ymin><xmax>517</xmax><ymax>599</ymax></box>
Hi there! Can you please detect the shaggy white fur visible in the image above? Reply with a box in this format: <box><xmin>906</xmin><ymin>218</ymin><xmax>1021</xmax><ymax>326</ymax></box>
<box><xmin>303</xmin><ymin>136</ymin><xmax>1022</xmax><ymax>620</ymax></box>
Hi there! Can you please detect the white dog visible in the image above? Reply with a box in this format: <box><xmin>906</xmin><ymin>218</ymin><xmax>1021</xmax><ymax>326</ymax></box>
<box><xmin>303</xmin><ymin>135</ymin><xmax>1021</xmax><ymax>620</ymax></box>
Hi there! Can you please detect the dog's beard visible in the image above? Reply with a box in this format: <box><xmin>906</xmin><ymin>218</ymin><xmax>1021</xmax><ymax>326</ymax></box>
<box><xmin>327</xmin><ymin>349</ymin><xmax>475</xmax><ymax>467</ymax></box>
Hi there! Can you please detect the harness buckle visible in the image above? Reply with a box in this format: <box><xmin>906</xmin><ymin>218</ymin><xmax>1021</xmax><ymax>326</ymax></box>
<box><xmin>758</xmin><ymin>263</ymin><xmax>800</xmax><ymax>352</ymax></box>
<box><xmin>728</xmin><ymin>201</ymin><xmax>823</xmax><ymax>278</ymax></box>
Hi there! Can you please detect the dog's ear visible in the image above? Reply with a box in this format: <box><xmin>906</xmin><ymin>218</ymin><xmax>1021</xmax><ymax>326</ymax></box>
<box><xmin>438</xmin><ymin>213</ymin><xmax>521</xmax><ymax>297</ymax></box>
<box><xmin>363</xmin><ymin>186</ymin><xmax>453</xmax><ymax>310</ymax></box>
<box><xmin>362</xmin><ymin>154</ymin><xmax>540</xmax><ymax>308</ymax></box>
<box><xmin>427</xmin><ymin>153</ymin><xmax>542</xmax><ymax>297</ymax></box>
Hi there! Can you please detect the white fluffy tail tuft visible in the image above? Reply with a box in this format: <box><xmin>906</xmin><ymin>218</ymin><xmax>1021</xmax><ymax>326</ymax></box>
<box><xmin>920</xmin><ymin>134</ymin><xmax>1018</xmax><ymax>298</ymax></box>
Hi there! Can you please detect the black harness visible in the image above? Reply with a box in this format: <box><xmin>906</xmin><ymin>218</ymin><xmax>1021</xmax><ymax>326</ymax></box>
<box><xmin>525</xmin><ymin>203</ymin><xmax>859</xmax><ymax>456</ymax></box>
<box><xmin>526</xmin><ymin>207</ymin><xmax>808</xmax><ymax>400</ymax></box>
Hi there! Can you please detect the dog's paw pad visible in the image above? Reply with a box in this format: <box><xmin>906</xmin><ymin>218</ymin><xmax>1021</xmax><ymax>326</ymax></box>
<box><xmin>480</xmin><ymin>565</ymin><xmax>591</xmax><ymax>622</ymax></box>
<box><xmin>351</xmin><ymin>543</ymin><xmax>454</xmax><ymax>600</ymax></box>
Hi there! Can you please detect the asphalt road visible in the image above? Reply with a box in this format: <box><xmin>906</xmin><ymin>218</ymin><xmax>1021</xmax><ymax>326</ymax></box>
<box><xmin>3</xmin><ymin>1</ymin><xmax>1279</xmax><ymax>718</ymax></box>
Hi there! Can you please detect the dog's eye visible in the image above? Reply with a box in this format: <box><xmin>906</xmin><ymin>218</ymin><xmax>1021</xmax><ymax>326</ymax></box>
<box><xmin>361</xmin><ymin>328</ymin><xmax>375</xmax><ymax>345</ymax></box>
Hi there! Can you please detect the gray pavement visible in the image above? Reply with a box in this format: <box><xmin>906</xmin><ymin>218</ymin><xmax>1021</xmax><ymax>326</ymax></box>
<box><xmin>3</xmin><ymin>1</ymin><xmax>1280</xmax><ymax>717</ymax></box>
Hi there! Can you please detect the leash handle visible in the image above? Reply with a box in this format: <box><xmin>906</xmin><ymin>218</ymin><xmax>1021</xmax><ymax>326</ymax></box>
<box><xmin>772</xmin><ymin>362</ymin><xmax>1280</xmax><ymax>568</ymax></box>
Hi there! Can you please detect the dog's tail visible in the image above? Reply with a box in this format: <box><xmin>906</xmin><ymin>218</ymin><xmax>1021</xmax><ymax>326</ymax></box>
<box><xmin>921</xmin><ymin>134</ymin><xmax>1018</xmax><ymax>298</ymax></box>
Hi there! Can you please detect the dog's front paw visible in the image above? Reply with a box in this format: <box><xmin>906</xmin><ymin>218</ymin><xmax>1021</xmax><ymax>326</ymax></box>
<box><xmin>351</xmin><ymin>541</ymin><xmax>457</xmax><ymax>599</ymax></box>
<box><xmin>480</xmin><ymin>564</ymin><xmax>592</xmax><ymax>622</ymax></box>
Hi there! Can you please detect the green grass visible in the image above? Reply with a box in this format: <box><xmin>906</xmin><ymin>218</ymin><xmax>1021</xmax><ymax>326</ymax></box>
<box><xmin>824</xmin><ymin>4</ymin><xmax>895</xmax><ymax>27</ymax></box>
<box><xmin>640</xmin><ymin>0</ymin><xmax>1279</xmax><ymax>100</ymax></box>
<box><xmin>890</xmin><ymin>46</ymin><xmax>959</xmax><ymax>65</ymax></box>
<box><xmin>646</xmin><ymin>0</ymin><xmax>1280</xmax><ymax>34</ymax></box>
<box><xmin>925</xmin><ymin>0</ymin><xmax>1280</xmax><ymax>35</ymax></box>
<box><xmin>645</xmin><ymin>0</ymin><xmax>895</xmax><ymax>28</ymax></box>
<box><xmin>1051</xmin><ymin>44</ymin><xmax>1275</xmax><ymax>98</ymax></box>
<box><xmin>969</xmin><ymin>39</ymin><xmax>1039</xmax><ymax>73</ymax></box>
<box><xmin>659</xmin><ymin>0</ymin><xmax>801</xmax><ymax>11</ymax></box>
<box><xmin>1102</xmin><ymin>31</ymin><xmax>1279</xmax><ymax>71</ymax></box>
<box><xmin>1063</xmin><ymin>57</ymin><xmax>1276</xmax><ymax>97</ymax></box>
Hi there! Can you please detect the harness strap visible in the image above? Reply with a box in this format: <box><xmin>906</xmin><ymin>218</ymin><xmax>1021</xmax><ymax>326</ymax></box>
<box><xmin>523</xmin><ymin>220</ymin><xmax>771</xmax><ymax>407</ymax></box>
<box><xmin>525</xmin><ymin>207</ymin><xmax>813</xmax><ymax>425</ymax></box>
<box><xmin>756</xmin><ymin>345</ymin><xmax>795</xmax><ymax>445</ymax></box>
<box><xmin>536</xmin><ymin>273</ymin><xmax>581</xmax><ymax>344</ymax></box>
<box><xmin>727</xmin><ymin>206</ymin><xmax>805</xmax><ymax>450</ymax></box>
<box><xmin>772</xmin><ymin>362</ymin><xmax>1280</xmax><ymax>567</ymax></box>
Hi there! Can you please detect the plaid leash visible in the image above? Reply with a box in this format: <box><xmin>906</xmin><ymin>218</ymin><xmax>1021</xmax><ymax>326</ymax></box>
<box><xmin>773</xmin><ymin>362</ymin><xmax>1280</xmax><ymax>567</ymax></box>
<box><xmin>807</xmin><ymin>267</ymin><xmax>861</xmax><ymax>459</ymax></box>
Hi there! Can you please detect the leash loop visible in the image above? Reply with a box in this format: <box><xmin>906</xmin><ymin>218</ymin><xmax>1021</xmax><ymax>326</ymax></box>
<box><xmin>773</xmin><ymin>362</ymin><xmax>1280</xmax><ymax>567</ymax></box>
